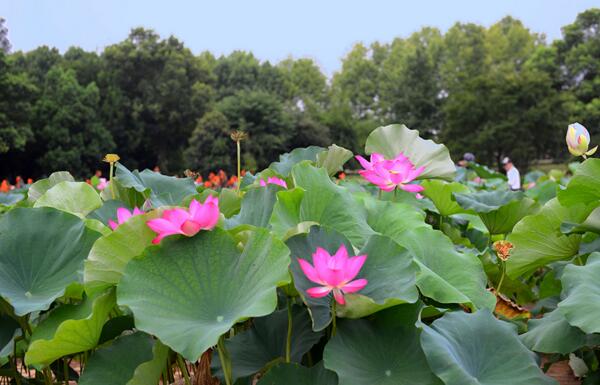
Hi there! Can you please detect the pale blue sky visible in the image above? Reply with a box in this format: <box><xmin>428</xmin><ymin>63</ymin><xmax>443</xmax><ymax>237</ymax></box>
<box><xmin>4</xmin><ymin>0</ymin><xmax>598</xmax><ymax>74</ymax></box>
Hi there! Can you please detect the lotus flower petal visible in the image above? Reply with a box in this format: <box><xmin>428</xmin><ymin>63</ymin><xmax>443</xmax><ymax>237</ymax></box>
<box><xmin>342</xmin><ymin>278</ymin><xmax>369</xmax><ymax>293</ymax></box>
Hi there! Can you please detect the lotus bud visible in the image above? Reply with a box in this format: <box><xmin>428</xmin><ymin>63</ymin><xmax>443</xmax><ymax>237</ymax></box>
<box><xmin>566</xmin><ymin>123</ymin><xmax>597</xmax><ymax>158</ymax></box>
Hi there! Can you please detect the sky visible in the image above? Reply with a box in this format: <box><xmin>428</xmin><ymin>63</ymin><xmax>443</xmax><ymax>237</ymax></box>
<box><xmin>3</xmin><ymin>0</ymin><xmax>599</xmax><ymax>75</ymax></box>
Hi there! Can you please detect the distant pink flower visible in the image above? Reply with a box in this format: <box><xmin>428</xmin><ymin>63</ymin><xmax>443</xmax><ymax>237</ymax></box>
<box><xmin>260</xmin><ymin>177</ymin><xmax>287</xmax><ymax>189</ymax></box>
<box><xmin>298</xmin><ymin>245</ymin><xmax>368</xmax><ymax>305</ymax></box>
<box><xmin>96</xmin><ymin>178</ymin><xmax>108</xmax><ymax>190</ymax></box>
<box><xmin>146</xmin><ymin>196</ymin><xmax>220</xmax><ymax>244</ymax></box>
<box><xmin>356</xmin><ymin>152</ymin><xmax>424</xmax><ymax>194</ymax></box>
<box><xmin>108</xmin><ymin>207</ymin><xmax>143</xmax><ymax>230</ymax></box>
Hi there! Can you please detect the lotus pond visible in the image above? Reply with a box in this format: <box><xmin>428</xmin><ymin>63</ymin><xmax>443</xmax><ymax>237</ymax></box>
<box><xmin>1</xmin><ymin>123</ymin><xmax>599</xmax><ymax>385</ymax></box>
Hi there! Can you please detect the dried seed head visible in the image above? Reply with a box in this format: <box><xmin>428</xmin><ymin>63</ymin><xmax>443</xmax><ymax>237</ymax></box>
<box><xmin>230</xmin><ymin>130</ymin><xmax>248</xmax><ymax>142</ymax></box>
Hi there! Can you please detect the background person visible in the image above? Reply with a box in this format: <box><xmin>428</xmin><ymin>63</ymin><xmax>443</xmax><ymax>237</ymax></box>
<box><xmin>502</xmin><ymin>157</ymin><xmax>521</xmax><ymax>190</ymax></box>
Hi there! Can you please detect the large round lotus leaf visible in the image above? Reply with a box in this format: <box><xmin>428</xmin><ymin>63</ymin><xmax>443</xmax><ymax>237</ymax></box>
<box><xmin>269</xmin><ymin>146</ymin><xmax>324</xmax><ymax>177</ymax></box>
<box><xmin>274</xmin><ymin>163</ymin><xmax>375</xmax><ymax>248</ymax></box>
<box><xmin>361</xmin><ymin>196</ymin><xmax>429</xmax><ymax>239</ymax></box>
<box><xmin>421</xmin><ymin>180</ymin><xmax>470</xmax><ymax>217</ymax></box>
<box><xmin>558</xmin><ymin>158</ymin><xmax>600</xmax><ymax>207</ymax></box>
<box><xmin>421</xmin><ymin>310</ymin><xmax>557</xmax><ymax>385</ymax></box>
<box><xmin>225</xmin><ymin>185</ymin><xmax>282</xmax><ymax>229</ymax></box>
<box><xmin>520</xmin><ymin>309</ymin><xmax>600</xmax><ymax>354</ymax></box>
<box><xmin>506</xmin><ymin>198</ymin><xmax>593</xmax><ymax>279</ymax></box>
<box><xmin>525</xmin><ymin>180</ymin><xmax>558</xmax><ymax>205</ymax></box>
<box><xmin>0</xmin><ymin>208</ymin><xmax>102</xmax><ymax>316</ymax></box>
<box><xmin>557</xmin><ymin>252</ymin><xmax>600</xmax><ymax>334</ymax></box>
<box><xmin>364</xmin><ymin>124</ymin><xmax>456</xmax><ymax>181</ymax></box>
<box><xmin>453</xmin><ymin>190</ymin><xmax>523</xmax><ymax>213</ymax></box>
<box><xmin>34</xmin><ymin>181</ymin><xmax>103</xmax><ymax>217</ymax></box>
<box><xmin>25</xmin><ymin>290</ymin><xmax>115</xmax><ymax>367</ymax></box>
<box><xmin>478</xmin><ymin>197</ymin><xmax>539</xmax><ymax>235</ymax></box>
<box><xmin>218</xmin><ymin>188</ymin><xmax>242</xmax><ymax>218</ymax></box>
<box><xmin>384</xmin><ymin>226</ymin><xmax>495</xmax><ymax>310</ymax></box>
<box><xmin>115</xmin><ymin>163</ymin><xmax>197</xmax><ymax>207</ymax></box>
<box><xmin>316</xmin><ymin>144</ymin><xmax>353</xmax><ymax>176</ymax></box>
<box><xmin>468</xmin><ymin>163</ymin><xmax>507</xmax><ymax>180</ymax></box>
<box><xmin>323</xmin><ymin>309</ymin><xmax>441</xmax><ymax>385</ymax></box>
<box><xmin>211</xmin><ymin>305</ymin><xmax>324</xmax><ymax>382</ymax></box>
<box><xmin>78</xmin><ymin>332</ymin><xmax>168</xmax><ymax>385</ymax></box>
<box><xmin>27</xmin><ymin>171</ymin><xmax>74</xmax><ymax>203</ymax></box>
<box><xmin>117</xmin><ymin>227</ymin><xmax>290</xmax><ymax>361</ymax></box>
<box><xmin>287</xmin><ymin>226</ymin><xmax>419</xmax><ymax>331</ymax></box>
<box><xmin>258</xmin><ymin>362</ymin><xmax>338</xmax><ymax>385</ymax></box>
<box><xmin>84</xmin><ymin>212</ymin><xmax>158</xmax><ymax>291</ymax></box>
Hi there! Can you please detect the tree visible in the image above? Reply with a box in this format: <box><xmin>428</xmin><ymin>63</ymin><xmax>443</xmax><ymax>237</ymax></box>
<box><xmin>555</xmin><ymin>8</ymin><xmax>600</xmax><ymax>134</ymax></box>
<box><xmin>0</xmin><ymin>18</ymin><xmax>10</xmax><ymax>53</ymax></box>
<box><xmin>30</xmin><ymin>67</ymin><xmax>114</xmax><ymax>175</ymax></box>
<box><xmin>185</xmin><ymin>110</ymin><xmax>232</xmax><ymax>174</ymax></box>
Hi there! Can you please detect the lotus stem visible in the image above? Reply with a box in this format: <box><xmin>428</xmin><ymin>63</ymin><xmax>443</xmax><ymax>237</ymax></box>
<box><xmin>11</xmin><ymin>352</ymin><xmax>21</xmax><ymax>385</ymax></box>
<box><xmin>43</xmin><ymin>367</ymin><xmax>53</xmax><ymax>385</ymax></box>
<box><xmin>63</xmin><ymin>359</ymin><xmax>69</xmax><ymax>385</ymax></box>
<box><xmin>393</xmin><ymin>187</ymin><xmax>397</xmax><ymax>200</ymax></box>
<box><xmin>109</xmin><ymin>162</ymin><xmax>115</xmax><ymax>200</ymax></box>
<box><xmin>378</xmin><ymin>189</ymin><xmax>382</xmax><ymax>199</ymax></box>
<box><xmin>285</xmin><ymin>298</ymin><xmax>293</xmax><ymax>363</ymax></box>
<box><xmin>496</xmin><ymin>260</ymin><xmax>506</xmax><ymax>294</ymax></box>
<box><xmin>217</xmin><ymin>335</ymin><xmax>233</xmax><ymax>385</ymax></box>
<box><xmin>331</xmin><ymin>300</ymin><xmax>337</xmax><ymax>337</ymax></box>
<box><xmin>176</xmin><ymin>354</ymin><xmax>191</xmax><ymax>385</ymax></box>
<box><xmin>236</xmin><ymin>141</ymin><xmax>241</xmax><ymax>193</ymax></box>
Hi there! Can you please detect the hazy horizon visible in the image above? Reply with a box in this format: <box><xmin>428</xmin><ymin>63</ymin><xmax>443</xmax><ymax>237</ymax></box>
<box><xmin>4</xmin><ymin>0</ymin><xmax>599</xmax><ymax>75</ymax></box>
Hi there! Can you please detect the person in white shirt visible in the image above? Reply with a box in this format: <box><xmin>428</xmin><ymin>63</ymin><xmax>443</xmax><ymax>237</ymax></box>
<box><xmin>502</xmin><ymin>157</ymin><xmax>521</xmax><ymax>190</ymax></box>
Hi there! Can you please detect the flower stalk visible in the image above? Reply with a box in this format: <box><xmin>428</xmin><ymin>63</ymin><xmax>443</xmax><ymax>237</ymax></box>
<box><xmin>102</xmin><ymin>153</ymin><xmax>120</xmax><ymax>200</ymax></box>
<box><xmin>217</xmin><ymin>334</ymin><xmax>233</xmax><ymax>385</ymax></box>
<box><xmin>230</xmin><ymin>130</ymin><xmax>247</xmax><ymax>193</ymax></box>
<box><xmin>285</xmin><ymin>297</ymin><xmax>293</xmax><ymax>363</ymax></box>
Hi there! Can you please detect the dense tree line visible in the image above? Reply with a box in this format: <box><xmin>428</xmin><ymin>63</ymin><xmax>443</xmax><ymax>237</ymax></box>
<box><xmin>0</xmin><ymin>10</ymin><xmax>598</xmax><ymax>178</ymax></box>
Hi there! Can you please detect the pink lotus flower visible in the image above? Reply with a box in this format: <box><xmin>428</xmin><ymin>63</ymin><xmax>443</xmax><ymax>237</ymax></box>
<box><xmin>146</xmin><ymin>196</ymin><xmax>220</xmax><ymax>244</ymax></box>
<box><xmin>108</xmin><ymin>207</ymin><xmax>143</xmax><ymax>230</ymax></box>
<box><xmin>259</xmin><ymin>177</ymin><xmax>287</xmax><ymax>188</ymax></box>
<box><xmin>298</xmin><ymin>245</ymin><xmax>368</xmax><ymax>305</ymax></box>
<box><xmin>96</xmin><ymin>178</ymin><xmax>108</xmax><ymax>190</ymax></box>
<box><xmin>356</xmin><ymin>152</ymin><xmax>425</xmax><ymax>194</ymax></box>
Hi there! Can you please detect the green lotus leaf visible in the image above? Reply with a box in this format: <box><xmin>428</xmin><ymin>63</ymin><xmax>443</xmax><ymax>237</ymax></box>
<box><xmin>0</xmin><ymin>192</ymin><xmax>24</xmax><ymax>206</ymax></box>
<box><xmin>78</xmin><ymin>332</ymin><xmax>168</xmax><ymax>385</ymax></box>
<box><xmin>478</xmin><ymin>197</ymin><xmax>539</xmax><ymax>235</ymax></box>
<box><xmin>212</xmin><ymin>306</ymin><xmax>324</xmax><ymax>381</ymax></box>
<box><xmin>0</xmin><ymin>208</ymin><xmax>101</xmax><ymax>316</ymax></box>
<box><xmin>378</xmin><ymin>225</ymin><xmax>494</xmax><ymax>310</ymax></box>
<box><xmin>115</xmin><ymin>163</ymin><xmax>197</xmax><ymax>207</ymax></box>
<box><xmin>420</xmin><ymin>310</ymin><xmax>557</xmax><ymax>385</ymax></box>
<box><xmin>258</xmin><ymin>362</ymin><xmax>338</xmax><ymax>385</ymax></box>
<box><xmin>25</xmin><ymin>290</ymin><xmax>115</xmax><ymax>367</ymax></box>
<box><xmin>506</xmin><ymin>198</ymin><xmax>593</xmax><ymax>279</ymax></box>
<box><xmin>289</xmin><ymin>163</ymin><xmax>375</xmax><ymax>247</ymax></box>
<box><xmin>218</xmin><ymin>188</ymin><xmax>242</xmax><ymax>217</ymax></box>
<box><xmin>323</xmin><ymin>307</ymin><xmax>441</xmax><ymax>385</ymax></box>
<box><xmin>84</xmin><ymin>212</ymin><xmax>158</xmax><ymax>292</ymax></box>
<box><xmin>558</xmin><ymin>158</ymin><xmax>600</xmax><ymax>207</ymax></box>
<box><xmin>421</xmin><ymin>180</ymin><xmax>470</xmax><ymax>217</ymax></box>
<box><xmin>468</xmin><ymin>163</ymin><xmax>507</xmax><ymax>180</ymax></box>
<box><xmin>316</xmin><ymin>144</ymin><xmax>353</xmax><ymax>176</ymax></box>
<box><xmin>269</xmin><ymin>146</ymin><xmax>324</xmax><ymax>177</ymax></box>
<box><xmin>225</xmin><ymin>185</ymin><xmax>282</xmax><ymax>229</ymax></box>
<box><xmin>525</xmin><ymin>180</ymin><xmax>558</xmax><ymax>204</ymax></box>
<box><xmin>287</xmin><ymin>226</ymin><xmax>419</xmax><ymax>331</ymax></box>
<box><xmin>361</xmin><ymin>196</ymin><xmax>429</xmax><ymax>239</ymax></box>
<box><xmin>364</xmin><ymin>124</ymin><xmax>456</xmax><ymax>181</ymax></box>
<box><xmin>0</xmin><ymin>313</ymin><xmax>20</xmax><ymax>358</ymax></box>
<box><xmin>34</xmin><ymin>181</ymin><xmax>102</xmax><ymax>217</ymax></box>
<box><xmin>117</xmin><ymin>227</ymin><xmax>290</xmax><ymax>361</ymax></box>
<box><xmin>520</xmin><ymin>309</ymin><xmax>600</xmax><ymax>354</ymax></box>
<box><xmin>271</xmin><ymin>188</ymin><xmax>306</xmax><ymax>238</ymax></box>
<box><xmin>453</xmin><ymin>190</ymin><xmax>523</xmax><ymax>213</ymax></box>
<box><xmin>561</xmin><ymin>206</ymin><xmax>600</xmax><ymax>234</ymax></box>
<box><xmin>557</xmin><ymin>252</ymin><xmax>600</xmax><ymax>334</ymax></box>
<box><xmin>27</xmin><ymin>171</ymin><xmax>74</xmax><ymax>203</ymax></box>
